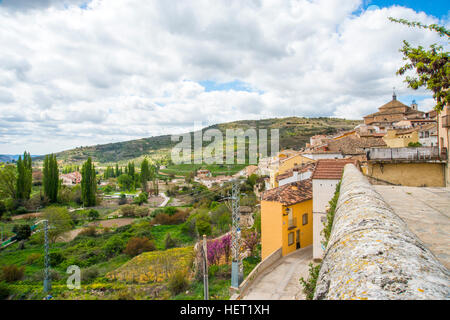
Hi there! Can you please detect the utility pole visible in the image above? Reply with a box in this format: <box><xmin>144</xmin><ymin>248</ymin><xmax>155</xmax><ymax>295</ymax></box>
<box><xmin>203</xmin><ymin>235</ymin><xmax>209</xmax><ymax>300</ymax></box>
<box><xmin>230</xmin><ymin>180</ymin><xmax>243</xmax><ymax>288</ymax></box>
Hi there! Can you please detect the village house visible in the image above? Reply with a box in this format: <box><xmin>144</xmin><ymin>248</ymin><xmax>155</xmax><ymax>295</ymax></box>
<box><xmin>260</xmin><ymin>179</ymin><xmax>313</xmax><ymax>259</ymax></box>
<box><xmin>196</xmin><ymin>169</ymin><xmax>211</xmax><ymax>178</ymax></box>
<box><xmin>418</xmin><ymin>123</ymin><xmax>438</xmax><ymax>147</ymax></box>
<box><xmin>312</xmin><ymin>159</ymin><xmax>358</xmax><ymax>261</ymax></box>
<box><xmin>382</xmin><ymin>128</ymin><xmax>419</xmax><ymax>148</ymax></box>
<box><xmin>60</xmin><ymin>171</ymin><xmax>82</xmax><ymax>186</ymax></box>
<box><xmin>275</xmin><ymin>162</ymin><xmax>316</xmax><ymax>187</ymax></box>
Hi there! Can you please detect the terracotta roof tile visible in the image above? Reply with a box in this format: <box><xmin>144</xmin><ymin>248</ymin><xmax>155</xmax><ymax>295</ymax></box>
<box><xmin>262</xmin><ymin>179</ymin><xmax>312</xmax><ymax>206</ymax></box>
<box><xmin>312</xmin><ymin>159</ymin><xmax>358</xmax><ymax>180</ymax></box>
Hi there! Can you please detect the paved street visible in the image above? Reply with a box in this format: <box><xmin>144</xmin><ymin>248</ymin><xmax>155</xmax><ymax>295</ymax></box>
<box><xmin>241</xmin><ymin>246</ymin><xmax>312</xmax><ymax>300</ymax></box>
<box><xmin>374</xmin><ymin>186</ymin><xmax>450</xmax><ymax>269</ymax></box>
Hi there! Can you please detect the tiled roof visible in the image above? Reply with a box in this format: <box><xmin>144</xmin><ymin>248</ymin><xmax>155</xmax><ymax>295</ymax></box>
<box><xmin>276</xmin><ymin>162</ymin><xmax>316</xmax><ymax>182</ymax></box>
<box><xmin>262</xmin><ymin>179</ymin><xmax>312</xmax><ymax>206</ymax></box>
<box><xmin>324</xmin><ymin>135</ymin><xmax>386</xmax><ymax>155</ymax></box>
<box><xmin>312</xmin><ymin>159</ymin><xmax>358</xmax><ymax>180</ymax></box>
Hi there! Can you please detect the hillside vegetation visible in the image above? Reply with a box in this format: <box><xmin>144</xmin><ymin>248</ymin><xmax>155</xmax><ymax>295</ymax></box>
<box><xmin>40</xmin><ymin>117</ymin><xmax>361</xmax><ymax>164</ymax></box>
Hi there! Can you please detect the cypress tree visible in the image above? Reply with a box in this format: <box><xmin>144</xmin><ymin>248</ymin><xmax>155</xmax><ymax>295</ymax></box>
<box><xmin>140</xmin><ymin>158</ymin><xmax>150</xmax><ymax>192</ymax></box>
<box><xmin>81</xmin><ymin>157</ymin><xmax>96</xmax><ymax>207</ymax></box>
<box><xmin>16</xmin><ymin>155</ymin><xmax>24</xmax><ymax>200</ymax></box>
<box><xmin>43</xmin><ymin>154</ymin><xmax>58</xmax><ymax>203</ymax></box>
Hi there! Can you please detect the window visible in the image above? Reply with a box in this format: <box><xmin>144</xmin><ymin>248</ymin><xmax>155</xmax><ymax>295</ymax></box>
<box><xmin>288</xmin><ymin>232</ymin><xmax>294</xmax><ymax>246</ymax></box>
<box><xmin>302</xmin><ymin>213</ymin><xmax>308</xmax><ymax>225</ymax></box>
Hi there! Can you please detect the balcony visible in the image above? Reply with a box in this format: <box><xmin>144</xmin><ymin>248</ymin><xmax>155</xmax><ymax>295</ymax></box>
<box><xmin>367</xmin><ymin>147</ymin><xmax>445</xmax><ymax>162</ymax></box>
<box><xmin>442</xmin><ymin>115</ymin><xmax>450</xmax><ymax>128</ymax></box>
<box><xmin>288</xmin><ymin>217</ymin><xmax>297</xmax><ymax>230</ymax></box>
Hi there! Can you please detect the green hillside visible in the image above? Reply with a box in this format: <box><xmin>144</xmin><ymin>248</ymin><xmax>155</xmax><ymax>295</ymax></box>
<box><xmin>40</xmin><ymin>117</ymin><xmax>361</xmax><ymax>164</ymax></box>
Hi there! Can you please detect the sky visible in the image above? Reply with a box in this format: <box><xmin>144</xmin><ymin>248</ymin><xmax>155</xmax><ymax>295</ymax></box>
<box><xmin>0</xmin><ymin>0</ymin><xmax>448</xmax><ymax>154</ymax></box>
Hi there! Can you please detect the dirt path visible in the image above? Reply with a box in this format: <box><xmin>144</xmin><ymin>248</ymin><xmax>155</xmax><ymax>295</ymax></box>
<box><xmin>241</xmin><ymin>246</ymin><xmax>312</xmax><ymax>300</ymax></box>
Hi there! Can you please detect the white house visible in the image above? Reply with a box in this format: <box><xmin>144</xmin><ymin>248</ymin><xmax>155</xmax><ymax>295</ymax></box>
<box><xmin>277</xmin><ymin>162</ymin><xmax>316</xmax><ymax>187</ymax></box>
<box><xmin>312</xmin><ymin>159</ymin><xmax>357</xmax><ymax>261</ymax></box>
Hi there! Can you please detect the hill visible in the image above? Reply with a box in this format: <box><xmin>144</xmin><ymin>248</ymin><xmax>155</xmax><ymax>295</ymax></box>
<box><xmin>40</xmin><ymin>117</ymin><xmax>361</xmax><ymax>164</ymax></box>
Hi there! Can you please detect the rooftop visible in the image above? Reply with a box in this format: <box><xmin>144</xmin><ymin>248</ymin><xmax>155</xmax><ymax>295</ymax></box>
<box><xmin>312</xmin><ymin>159</ymin><xmax>358</xmax><ymax>180</ymax></box>
<box><xmin>276</xmin><ymin>162</ymin><xmax>316</xmax><ymax>182</ymax></box>
<box><xmin>262</xmin><ymin>179</ymin><xmax>312</xmax><ymax>206</ymax></box>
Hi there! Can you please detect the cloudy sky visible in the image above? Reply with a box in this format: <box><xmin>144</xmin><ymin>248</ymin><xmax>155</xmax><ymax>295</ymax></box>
<box><xmin>0</xmin><ymin>0</ymin><xmax>448</xmax><ymax>154</ymax></box>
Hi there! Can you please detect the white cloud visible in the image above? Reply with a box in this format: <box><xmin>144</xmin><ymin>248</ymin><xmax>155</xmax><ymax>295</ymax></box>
<box><xmin>0</xmin><ymin>0</ymin><xmax>447</xmax><ymax>154</ymax></box>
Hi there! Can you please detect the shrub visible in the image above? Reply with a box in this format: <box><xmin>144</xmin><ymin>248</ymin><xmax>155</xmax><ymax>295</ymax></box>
<box><xmin>118</xmin><ymin>193</ymin><xmax>127</xmax><ymax>205</ymax></box>
<box><xmin>77</xmin><ymin>226</ymin><xmax>97</xmax><ymax>237</ymax></box>
<box><xmin>1</xmin><ymin>265</ymin><xmax>25</xmax><ymax>282</ymax></box>
<box><xmin>103</xmin><ymin>235</ymin><xmax>126</xmax><ymax>258</ymax></box>
<box><xmin>120</xmin><ymin>204</ymin><xmax>137</xmax><ymax>217</ymax></box>
<box><xmin>28</xmin><ymin>269</ymin><xmax>61</xmax><ymax>282</ymax></box>
<box><xmin>242</xmin><ymin>231</ymin><xmax>259</xmax><ymax>256</ymax></box>
<box><xmin>164</xmin><ymin>233</ymin><xmax>177</xmax><ymax>249</ymax></box>
<box><xmin>88</xmin><ymin>209</ymin><xmax>99</xmax><ymax>220</ymax></box>
<box><xmin>164</xmin><ymin>207</ymin><xmax>177</xmax><ymax>216</ymax></box>
<box><xmin>133</xmin><ymin>192</ymin><xmax>148</xmax><ymax>206</ymax></box>
<box><xmin>123</xmin><ymin>237</ymin><xmax>155</xmax><ymax>257</ymax></box>
<box><xmin>26</xmin><ymin>253</ymin><xmax>42</xmax><ymax>265</ymax></box>
<box><xmin>0</xmin><ymin>282</ymin><xmax>11</xmax><ymax>299</ymax></box>
<box><xmin>408</xmin><ymin>141</ymin><xmax>422</xmax><ymax>147</ymax></box>
<box><xmin>299</xmin><ymin>263</ymin><xmax>321</xmax><ymax>300</ymax></box>
<box><xmin>81</xmin><ymin>267</ymin><xmax>99</xmax><ymax>282</ymax></box>
<box><xmin>195</xmin><ymin>216</ymin><xmax>211</xmax><ymax>236</ymax></box>
<box><xmin>151</xmin><ymin>210</ymin><xmax>189</xmax><ymax>225</ymax></box>
<box><xmin>135</xmin><ymin>207</ymin><xmax>149</xmax><ymax>218</ymax></box>
<box><xmin>49</xmin><ymin>251</ymin><xmax>65</xmax><ymax>266</ymax></box>
<box><xmin>168</xmin><ymin>271</ymin><xmax>189</xmax><ymax>295</ymax></box>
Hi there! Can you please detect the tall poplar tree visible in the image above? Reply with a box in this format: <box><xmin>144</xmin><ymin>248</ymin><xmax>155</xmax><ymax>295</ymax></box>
<box><xmin>140</xmin><ymin>158</ymin><xmax>150</xmax><ymax>192</ymax></box>
<box><xmin>81</xmin><ymin>157</ymin><xmax>96</xmax><ymax>207</ymax></box>
<box><xmin>43</xmin><ymin>154</ymin><xmax>59</xmax><ymax>203</ymax></box>
<box><xmin>16</xmin><ymin>151</ymin><xmax>32</xmax><ymax>201</ymax></box>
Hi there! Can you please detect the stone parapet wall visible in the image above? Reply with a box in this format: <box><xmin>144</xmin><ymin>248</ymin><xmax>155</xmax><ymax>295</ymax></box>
<box><xmin>314</xmin><ymin>164</ymin><xmax>449</xmax><ymax>300</ymax></box>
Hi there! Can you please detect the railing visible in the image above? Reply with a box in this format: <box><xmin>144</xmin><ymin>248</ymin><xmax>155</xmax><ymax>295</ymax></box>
<box><xmin>288</xmin><ymin>217</ymin><xmax>297</xmax><ymax>229</ymax></box>
<box><xmin>442</xmin><ymin>115</ymin><xmax>450</xmax><ymax>128</ymax></box>
<box><xmin>367</xmin><ymin>147</ymin><xmax>444</xmax><ymax>161</ymax></box>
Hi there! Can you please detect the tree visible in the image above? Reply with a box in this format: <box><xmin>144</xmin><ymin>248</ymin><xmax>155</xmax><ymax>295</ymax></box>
<box><xmin>43</xmin><ymin>154</ymin><xmax>59</xmax><ymax>203</ymax></box>
<box><xmin>389</xmin><ymin>18</ymin><xmax>449</xmax><ymax>112</ymax></box>
<box><xmin>16</xmin><ymin>152</ymin><xmax>32</xmax><ymax>201</ymax></box>
<box><xmin>81</xmin><ymin>157</ymin><xmax>96</xmax><ymax>207</ymax></box>
<box><xmin>42</xmin><ymin>206</ymin><xmax>73</xmax><ymax>243</ymax></box>
<box><xmin>140</xmin><ymin>158</ymin><xmax>150</xmax><ymax>192</ymax></box>
<box><xmin>0</xmin><ymin>165</ymin><xmax>17</xmax><ymax>200</ymax></box>
<box><xmin>117</xmin><ymin>174</ymin><xmax>133</xmax><ymax>191</ymax></box>
<box><xmin>12</xmin><ymin>224</ymin><xmax>31</xmax><ymax>241</ymax></box>
<box><xmin>133</xmin><ymin>192</ymin><xmax>148</xmax><ymax>206</ymax></box>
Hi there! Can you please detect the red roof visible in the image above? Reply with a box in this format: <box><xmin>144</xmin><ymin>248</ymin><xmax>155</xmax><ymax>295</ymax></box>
<box><xmin>262</xmin><ymin>179</ymin><xmax>312</xmax><ymax>206</ymax></box>
<box><xmin>312</xmin><ymin>159</ymin><xmax>358</xmax><ymax>180</ymax></box>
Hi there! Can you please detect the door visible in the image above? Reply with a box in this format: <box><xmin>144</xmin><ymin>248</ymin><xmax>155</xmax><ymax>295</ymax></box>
<box><xmin>296</xmin><ymin>229</ymin><xmax>300</xmax><ymax>249</ymax></box>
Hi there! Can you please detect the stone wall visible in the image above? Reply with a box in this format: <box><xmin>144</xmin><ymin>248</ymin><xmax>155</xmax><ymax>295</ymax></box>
<box><xmin>314</xmin><ymin>164</ymin><xmax>449</xmax><ymax>300</ymax></box>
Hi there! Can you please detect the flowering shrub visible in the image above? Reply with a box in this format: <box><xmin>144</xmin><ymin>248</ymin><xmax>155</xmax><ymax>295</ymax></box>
<box><xmin>207</xmin><ymin>234</ymin><xmax>231</xmax><ymax>266</ymax></box>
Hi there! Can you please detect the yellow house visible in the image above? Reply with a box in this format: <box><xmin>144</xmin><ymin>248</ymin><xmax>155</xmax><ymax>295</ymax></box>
<box><xmin>260</xmin><ymin>179</ymin><xmax>313</xmax><ymax>259</ymax></box>
<box><xmin>269</xmin><ymin>154</ymin><xmax>315</xmax><ymax>189</ymax></box>
<box><xmin>383</xmin><ymin>129</ymin><xmax>419</xmax><ymax>148</ymax></box>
